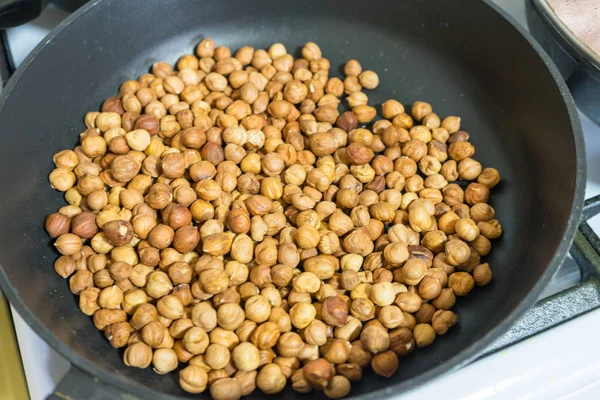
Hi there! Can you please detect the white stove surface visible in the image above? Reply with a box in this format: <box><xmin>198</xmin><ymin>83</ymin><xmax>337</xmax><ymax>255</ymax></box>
<box><xmin>7</xmin><ymin>2</ymin><xmax>600</xmax><ymax>400</ymax></box>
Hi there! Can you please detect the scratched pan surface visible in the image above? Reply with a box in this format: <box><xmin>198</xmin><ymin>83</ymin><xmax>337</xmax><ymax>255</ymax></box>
<box><xmin>0</xmin><ymin>0</ymin><xmax>584</xmax><ymax>399</ymax></box>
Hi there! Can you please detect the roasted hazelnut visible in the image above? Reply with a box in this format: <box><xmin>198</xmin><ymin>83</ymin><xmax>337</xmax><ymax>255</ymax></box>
<box><xmin>303</xmin><ymin>358</ymin><xmax>335</xmax><ymax>390</ymax></box>
<box><xmin>94</xmin><ymin>309</ymin><xmax>127</xmax><ymax>331</ymax></box>
<box><xmin>123</xmin><ymin>342</ymin><xmax>152</xmax><ymax>369</ymax></box>
<box><xmin>431</xmin><ymin>310</ymin><xmax>458</xmax><ymax>335</ymax></box>
<box><xmin>102</xmin><ymin>220</ymin><xmax>133</xmax><ymax>246</ymax></box>
<box><xmin>256</xmin><ymin>363</ymin><xmax>287</xmax><ymax>395</ymax></box>
<box><xmin>321</xmin><ymin>296</ymin><xmax>349</xmax><ymax>327</ymax></box>
<box><xmin>179</xmin><ymin>364</ymin><xmax>208</xmax><ymax>394</ymax></box>
<box><xmin>478</xmin><ymin>167</ymin><xmax>501</xmax><ymax>188</ymax></box>
<box><xmin>445</xmin><ymin>239</ymin><xmax>471</xmax><ymax>266</ymax></box>
<box><xmin>231</xmin><ymin>342</ymin><xmax>260</xmax><ymax>372</ymax></box>
<box><xmin>250</xmin><ymin>321</ymin><xmax>281</xmax><ymax>350</ymax></box>
<box><xmin>360</xmin><ymin>321</ymin><xmax>389</xmax><ymax>354</ymax></box>
<box><xmin>378</xmin><ymin>305</ymin><xmax>404</xmax><ymax>329</ymax></box>
<box><xmin>448</xmin><ymin>272</ymin><xmax>475</xmax><ymax>296</ymax></box>
<box><xmin>473</xmin><ymin>263</ymin><xmax>493</xmax><ymax>286</ymax></box>
<box><xmin>413</xmin><ymin>323</ymin><xmax>436</xmax><ymax>348</ymax></box>
<box><xmin>478</xmin><ymin>219</ymin><xmax>503</xmax><ymax>239</ymax></box>
<box><xmin>55</xmin><ymin>233</ymin><xmax>83</xmax><ymax>256</ymax></box>
<box><xmin>54</xmin><ymin>255</ymin><xmax>76</xmax><ymax>278</ymax></box>
<box><xmin>46</xmin><ymin>213</ymin><xmax>71</xmax><ymax>238</ymax></box>
<box><xmin>371</xmin><ymin>350</ymin><xmax>398</xmax><ymax>377</ymax></box>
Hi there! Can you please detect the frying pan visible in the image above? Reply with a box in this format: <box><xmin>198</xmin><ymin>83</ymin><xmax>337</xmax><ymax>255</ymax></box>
<box><xmin>0</xmin><ymin>0</ymin><xmax>591</xmax><ymax>399</ymax></box>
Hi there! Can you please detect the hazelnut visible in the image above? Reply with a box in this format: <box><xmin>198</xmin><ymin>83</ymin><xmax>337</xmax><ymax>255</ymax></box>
<box><xmin>448</xmin><ymin>272</ymin><xmax>475</xmax><ymax>296</ymax></box>
<box><xmin>302</xmin><ymin>358</ymin><xmax>335</xmax><ymax>390</ymax></box>
<box><xmin>105</xmin><ymin>321</ymin><xmax>131</xmax><ymax>348</ymax></box>
<box><xmin>321</xmin><ymin>296</ymin><xmax>349</xmax><ymax>327</ymax></box>
<box><xmin>179</xmin><ymin>364</ymin><xmax>208</xmax><ymax>394</ymax></box>
<box><xmin>55</xmin><ymin>233</ymin><xmax>82</xmax><ymax>256</ymax></box>
<box><xmin>54</xmin><ymin>255</ymin><xmax>76</xmax><ymax>278</ymax></box>
<box><xmin>336</xmin><ymin>363</ymin><xmax>362</xmax><ymax>383</ymax></box>
<box><xmin>478</xmin><ymin>167</ymin><xmax>501</xmax><ymax>188</ymax></box>
<box><xmin>413</xmin><ymin>323</ymin><xmax>436</xmax><ymax>347</ymax></box>
<box><xmin>455</xmin><ymin>218</ymin><xmax>480</xmax><ymax>242</ymax></box>
<box><xmin>445</xmin><ymin>239</ymin><xmax>471</xmax><ymax>266</ymax></box>
<box><xmin>371</xmin><ymin>350</ymin><xmax>398</xmax><ymax>377</ymax></box>
<box><xmin>464</xmin><ymin>182</ymin><xmax>490</xmax><ymax>205</ymax></box>
<box><xmin>123</xmin><ymin>342</ymin><xmax>152</xmax><ymax>369</ymax></box>
<box><xmin>256</xmin><ymin>363</ymin><xmax>287</xmax><ymax>395</ymax></box>
<box><xmin>360</xmin><ymin>321</ymin><xmax>389</xmax><ymax>354</ymax></box>
<box><xmin>478</xmin><ymin>219</ymin><xmax>503</xmax><ymax>239</ymax></box>
<box><xmin>71</xmin><ymin>212</ymin><xmax>98</xmax><ymax>239</ymax></box>
<box><xmin>358</xmin><ymin>70</ymin><xmax>379</xmax><ymax>89</ymax></box>
<box><xmin>102</xmin><ymin>220</ymin><xmax>133</xmax><ymax>246</ymax></box>
<box><xmin>473</xmin><ymin>263</ymin><xmax>493</xmax><ymax>286</ymax></box>
<box><xmin>232</xmin><ymin>342</ymin><xmax>260</xmax><ymax>371</ymax></box>
<box><xmin>431</xmin><ymin>310</ymin><xmax>458</xmax><ymax>335</ymax></box>
<box><xmin>336</xmin><ymin>111</ymin><xmax>358</xmax><ymax>132</ymax></box>
<box><xmin>45</xmin><ymin>213</ymin><xmax>71</xmax><ymax>238</ymax></box>
<box><xmin>250</xmin><ymin>321</ymin><xmax>280</xmax><ymax>350</ymax></box>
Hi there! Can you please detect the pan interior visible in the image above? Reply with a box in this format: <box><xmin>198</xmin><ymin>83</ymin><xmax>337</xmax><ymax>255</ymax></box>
<box><xmin>0</xmin><ymin>0</ymin><xmax>579</xmax><ymax>398</ymax></box>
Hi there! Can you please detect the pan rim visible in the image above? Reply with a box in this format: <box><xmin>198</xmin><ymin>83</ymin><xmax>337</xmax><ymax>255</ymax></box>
<box><xmin>0</xmin><ymin>0</ymin><xmax>586</xmax><ymax>398</ymax></box>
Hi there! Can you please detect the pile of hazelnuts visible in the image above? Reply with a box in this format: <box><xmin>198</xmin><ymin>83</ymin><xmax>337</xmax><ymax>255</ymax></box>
<box><xmin>44</xmin><ymin>39</ymin><xmax>502</xmax><ymax>399</ymax></box>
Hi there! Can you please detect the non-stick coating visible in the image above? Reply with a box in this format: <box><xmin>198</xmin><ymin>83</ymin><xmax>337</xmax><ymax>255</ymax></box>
<box><xmin>0</xmin><ymin>0</ymin><xmax>584</xmax><ymax>399</ymax></box>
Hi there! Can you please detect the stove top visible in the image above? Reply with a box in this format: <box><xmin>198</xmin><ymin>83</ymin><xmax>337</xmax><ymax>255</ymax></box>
<box><xmin>5</xmin><ymin>1</ymin><xmax>600</xmax><ymax>399</ymax></box>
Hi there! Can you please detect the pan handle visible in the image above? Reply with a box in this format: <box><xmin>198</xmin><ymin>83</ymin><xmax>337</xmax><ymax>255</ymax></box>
<box><xmin>46</xmin><ymin>366</ymin><xmax>142</xmax><ymax>400</ymax></box>
<box><xmin>479</xmin><ymin>194</ymin><xmax>600</xmax><ymax>357</ymax></box>
<box><xmin>0</xmin><ymin>0</ymin><xmax>46</xmax><ymax>29</ymax></box>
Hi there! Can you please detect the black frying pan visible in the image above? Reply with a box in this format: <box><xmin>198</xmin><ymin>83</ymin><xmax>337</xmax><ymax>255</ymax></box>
<box><xmin>0</xmin><ymin>0</ymin><xmax>587</xmax><ymax>399</ymax></box>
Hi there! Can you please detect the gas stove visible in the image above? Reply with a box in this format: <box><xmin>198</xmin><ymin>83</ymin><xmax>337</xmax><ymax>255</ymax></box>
<box><xmin>5</xmin><ymin>1</ymin><xmax>600</xmax><ymax>399</ymax></box>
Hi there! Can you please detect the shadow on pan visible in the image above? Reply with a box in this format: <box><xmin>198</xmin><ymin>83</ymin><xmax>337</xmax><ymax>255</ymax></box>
<box><xmin>0</xmin><ymin>0</ymin><xmax>583</xmax><ymax>398</ymax></box>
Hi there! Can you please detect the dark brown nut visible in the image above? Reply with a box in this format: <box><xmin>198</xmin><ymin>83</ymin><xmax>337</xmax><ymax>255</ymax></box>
<box><xmin>336</xmin><ymin>111</ymin><xmax>358</xmax><ymax>132</ymax></box>
<box><xmin>302</xmin><ymin>358</ymin><xmax>335</xmax><ymax>390</ymax></box>
<box><xmin>70</xmin><ymin>212</ymin><xmax>98</xmax><ymax>239</ymax></box>
<box><xmin>415</xmin><ymin>303</ymin><xmax>436</xmax><ymax>324</ymax></box>
<box><xmin>321</xmin><ymin>296</ymin><xmax>349</xmax><ymax>327</ymax></box>
<box><xmin>389</xmin><ymin>327</ymin><xmax>414</xmax><ymax>356</ymax></box>
<box><xmin>46</xmin><ymin>213</ymin><xmax>71</xmax><ymax>238</ymax></box>
<box><xmin>102</xmin><ymin>220</ymin><xmax>133</xmax><ymax>246</ymax></box>
<box><xmin>134</xmin><ymin>115</ymin><xmax>159</xmax><ymax>136</ymax></box>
